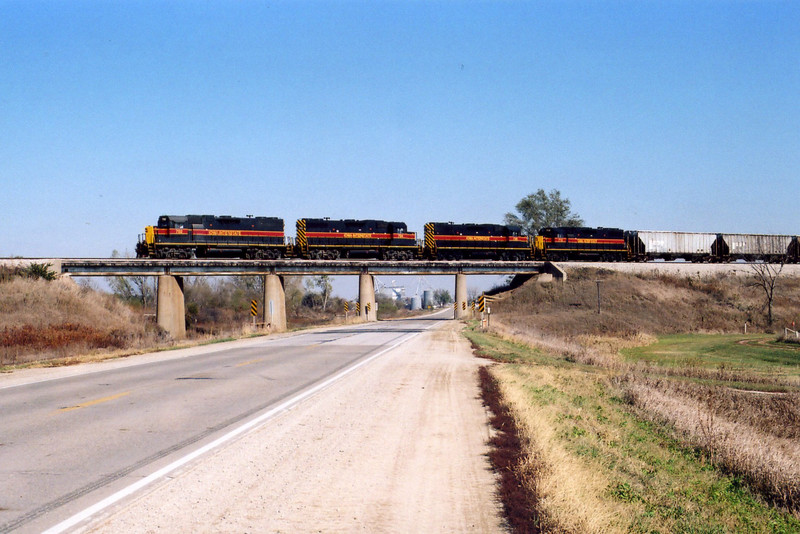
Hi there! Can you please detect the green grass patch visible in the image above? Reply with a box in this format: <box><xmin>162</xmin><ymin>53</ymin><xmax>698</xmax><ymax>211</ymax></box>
<box><xmin>463</xmin><ymin>325</ymin><xmax>547</xmax><ymax>365</ymax></box>
<box><xmin>469</xmin><ymin>330</ymin><xmax>800</xmax><ymax>533</ymax></box>
<box><xmin>621</xmin><ymin>334</ymin><xmax>800</xmax><ymax>380</ymax></box>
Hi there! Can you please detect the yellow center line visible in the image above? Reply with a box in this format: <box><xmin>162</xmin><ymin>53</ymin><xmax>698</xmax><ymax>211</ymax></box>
<box><xmin>235</xmin><ymin>358</ymin><xmax>264</xmax><ymax>367</ymax></box>
<box><xmin>56</xmin><ymin>391</ymin><xmax>131</xmax><ymax>413</ymax></box>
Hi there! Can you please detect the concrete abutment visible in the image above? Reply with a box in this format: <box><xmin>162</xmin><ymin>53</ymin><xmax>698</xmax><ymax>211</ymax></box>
<box><xmin>263</xmin><ymin>274</ymin><xmax>287</xmax><ymax>332</ymax></box>
<box><xmin>359</xmin><ymin>273</ymin><xmax>377</xmax><ymax>322</ymax></box>
<box><xmin>454</xmin><ymin>273</ymin><xmax>469</xmax><ymax>319</ymax></box>
<box><xmin>156</xmin><ymin>275</ymin><xmax>186</xmax><ymax>340</ymax></box>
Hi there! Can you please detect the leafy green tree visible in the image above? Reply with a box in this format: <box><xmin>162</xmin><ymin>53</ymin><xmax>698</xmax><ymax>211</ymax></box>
<box><xmin>376</xmin><ymin>293</ymin><xmax>399</xmax><ymax>315</ymax></box>
<box><xmin>433</xmin><ymin>288</ymin><xmax>452</xmax><ymax>307</ymax></box>
<box><xmin>504</xmin><ymin>189</ymin><xmax>584</xmax><ymax>235</ymax></box>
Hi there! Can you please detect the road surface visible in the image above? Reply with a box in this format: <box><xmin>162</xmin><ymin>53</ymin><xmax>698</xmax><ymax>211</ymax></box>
<box><xmin>0</xmin><ymin>314</ymin><xmax>504</xmax><ymax>533</ymax></box>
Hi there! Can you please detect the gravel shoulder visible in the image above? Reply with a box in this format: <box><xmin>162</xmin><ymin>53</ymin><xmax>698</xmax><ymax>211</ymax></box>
<box><xmin>85</xmin><ymin>320</ymin><xmax>505</xmax><ymax>533</ymax></box>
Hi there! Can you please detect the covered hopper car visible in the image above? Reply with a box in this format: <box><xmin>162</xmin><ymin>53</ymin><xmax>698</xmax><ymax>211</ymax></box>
<box><xmin>626</xmin><ymin>231</ymin><xmax>720</xmax><ymax>262</ymax></box>
<box><xmin>716</xmin><ymin>234</ymin><xmax>797</xmax><ymax>262</ymax></box>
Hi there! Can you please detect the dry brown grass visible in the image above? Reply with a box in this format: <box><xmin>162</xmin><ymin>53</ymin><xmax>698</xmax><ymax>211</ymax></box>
<box><xmin>488</xmin><ymin>319</ymin><xmax>800</xmax><ymax>514</ymax></box>
<box><xmin>616</xmin><ymin>374</ymin><xmax>800</xmax><ymax>511</ymax></box>
<box><xmin>489</xmin><ymin>321</ymin><xmax>623</xmax><ymax>368</ymax></box>
<box><xmin>481</xmin><ymin>268</ymin><xmax>800</xmax><ymax>520</ymax></box>
<box><xmin>493</xmin><ymin>268</ymin><xmax>800</xmax><ymax>339</ymax></box>
<box><xmin>492</xmin><ymin>364</ymin><xmax>630</xmax><ymax>533</ymax></box>
<box><xmin>0</xmin><ymin>277</ymin><xmax>159</xmax><ymax>366</ymax></box>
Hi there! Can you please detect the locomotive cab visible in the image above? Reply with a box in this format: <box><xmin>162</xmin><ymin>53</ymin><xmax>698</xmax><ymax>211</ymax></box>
<box><xmin>135</xmin><ymin>226</ymin><xmax>156</xmax><ymax>258</ymax></box>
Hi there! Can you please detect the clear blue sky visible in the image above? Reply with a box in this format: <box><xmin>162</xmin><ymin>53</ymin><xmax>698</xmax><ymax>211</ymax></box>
<box><xmin>3</xmin><ymin>0</ymin><xmax>799</xmax><ymax>264</ymax></box>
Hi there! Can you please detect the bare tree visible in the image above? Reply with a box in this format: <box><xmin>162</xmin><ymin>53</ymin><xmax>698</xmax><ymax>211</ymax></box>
<box><xmin>467</xmin><ymin>286</ymin><xmax>481</xmax><ymax>304</ymax></box>
<box><xmin>749</xmin><ymin>261</ymin><xmax>784</xmax><ymax>327</ymax></box>
<box><xmin>306</xmin><ymin>275</ymin><xmax>333</xmax><ymax>311</ymax></box>
<box><xmin>109</xmin><ymin>250</ymin><xmax>155</xmax><ymax>310</ymax></box>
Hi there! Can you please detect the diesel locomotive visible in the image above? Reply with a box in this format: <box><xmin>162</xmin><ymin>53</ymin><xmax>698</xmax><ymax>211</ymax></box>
<box><xmin>136</xmin><ymin>215</ymin><xmax>800</xmax><ymax>263</ymax></box>
<box><xmin>136</xmin><ymin>215</ymin><xmax>288</xmax><ymax>259</ymax></box>
<box><xmin>424</xmin><ymin>222</ymin><xmax>530</xmax><ymax>260</ymax></box>
<box><xmin>295</xmin><ymin>218</ymin><xmax>418</xmax><ymax>260</ymax></box>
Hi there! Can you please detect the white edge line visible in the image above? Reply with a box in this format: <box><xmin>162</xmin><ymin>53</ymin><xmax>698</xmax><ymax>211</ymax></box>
<box><xmin>43</xmin><ymin>321</ymin><xmax>441</xmax><ymax>534</ymax></box>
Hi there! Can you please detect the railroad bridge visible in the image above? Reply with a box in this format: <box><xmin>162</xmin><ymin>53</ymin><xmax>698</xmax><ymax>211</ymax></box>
<box><xmin>4</xmin><ymin>259</ymin><xmax>557</xmax><ymax>339</ymax></box>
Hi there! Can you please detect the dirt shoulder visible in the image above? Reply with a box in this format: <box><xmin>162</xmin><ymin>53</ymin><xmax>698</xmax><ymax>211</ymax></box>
<box><xmin>86</xmin><ymin>321</ymin><xmax>505</xmax><ymax>533</ymax></box>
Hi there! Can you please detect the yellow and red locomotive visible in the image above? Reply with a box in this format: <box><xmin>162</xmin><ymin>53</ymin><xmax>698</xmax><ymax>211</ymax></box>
<box><xmin>136</xmin><ymin>215</ymin><xmax>287</xmax><ymax>259</ymax></box>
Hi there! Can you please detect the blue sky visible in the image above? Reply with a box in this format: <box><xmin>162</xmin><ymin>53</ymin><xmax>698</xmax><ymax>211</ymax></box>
<box><xmin>3</xmin><ymin>1</ymin><xmax>799</xmax><ymax>291</ymax></box>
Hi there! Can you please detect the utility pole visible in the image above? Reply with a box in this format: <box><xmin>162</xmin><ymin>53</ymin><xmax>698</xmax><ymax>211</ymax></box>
<box><xmin>595</xmin><ymin>280</ymin><xmax>602</xmax><ymax>315</ymax></box>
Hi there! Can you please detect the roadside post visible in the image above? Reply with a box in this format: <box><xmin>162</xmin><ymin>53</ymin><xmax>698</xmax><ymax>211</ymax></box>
<box><xmin>250</xmin><ymin>299</ymin><xmax>258</xmax><ymax>328</ymax></box>
<box><xmin>268</xmin><ymin>300</ymin><xmax>274</xmax><ymax>330</ymax></box>
<box><xmin>595</xmin><ymin>280</ymin><xmax>602</xmax><ymax>314</ymax></box>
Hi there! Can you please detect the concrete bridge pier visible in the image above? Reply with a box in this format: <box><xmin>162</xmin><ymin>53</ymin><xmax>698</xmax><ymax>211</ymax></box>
<box><xmin>263</xmin><ymin>274</ymin><xmax>287</xmax><ymax>332</ymax></box>
<box><xmin>359</xmin><ymin>273</ymin><xmax>377</xmax><ymax>322</ymax></box>
<box><xmin>157</xmin><ymin>275</ymin><xmax>186</xmax><ymax>340</ymax></box>
<box><xmin>454</xmin><ymin>273</ymin><xmax>468</xmax><ymax>320</ymax></box>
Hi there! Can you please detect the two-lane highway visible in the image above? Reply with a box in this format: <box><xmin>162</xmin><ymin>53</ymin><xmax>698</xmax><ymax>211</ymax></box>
<box><xmin>0</xmin><ymin>315</ymin><xmax>446</xmax><ymax>533</ymax></box>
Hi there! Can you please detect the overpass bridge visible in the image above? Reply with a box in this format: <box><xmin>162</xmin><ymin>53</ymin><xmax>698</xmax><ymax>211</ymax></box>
<box><xmin>1</xmin><ymin>258</ymin><xmax>555</xmax><ymax>339</ymax></box>
<box><xmin>5</xmin><ymin>258</ymin><xmax>798</xmax><ymax>340</ymax></box>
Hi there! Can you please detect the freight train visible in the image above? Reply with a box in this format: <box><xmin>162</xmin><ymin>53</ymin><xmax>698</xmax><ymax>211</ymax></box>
<box><xmin>135</xmin><ymin>215</ymin><xmax>800</xmax><ymax>263</ymax></box>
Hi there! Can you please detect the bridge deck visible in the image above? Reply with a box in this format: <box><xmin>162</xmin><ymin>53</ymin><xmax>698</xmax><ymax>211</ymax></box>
<box><xmin>44</xmin><ymin>259</ymin><xmax>547</xmax><ymax>276</ymax></box>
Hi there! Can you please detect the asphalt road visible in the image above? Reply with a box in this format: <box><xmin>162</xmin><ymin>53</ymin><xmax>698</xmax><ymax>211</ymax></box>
<box><xmin>0</xmin><ymin>315</ymin><xmax>446</xmax><ymax>533</ymax></box>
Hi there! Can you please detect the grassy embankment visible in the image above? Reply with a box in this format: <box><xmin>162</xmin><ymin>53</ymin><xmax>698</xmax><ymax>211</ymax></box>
<box><xmin>0</xmin><ymin>266</ymin><xmax>419</xmax><ymax>369</ymax></box>
<box><xmin>0</xmin><ymin>273</ymin><xmax>163</xmax><ymax>368</ymax></box>
<box><xmin>468</xmin><ymin>268</ymin><xmax>800</xmax><ymax>533</ymax></box>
